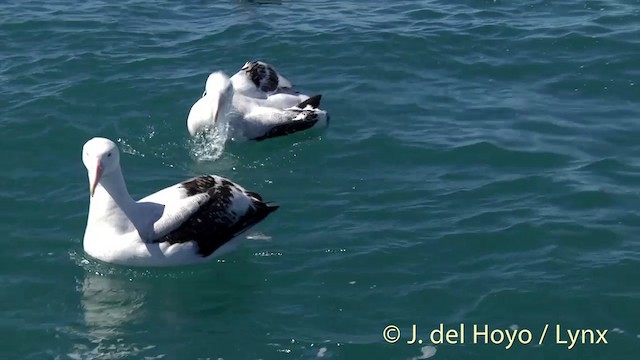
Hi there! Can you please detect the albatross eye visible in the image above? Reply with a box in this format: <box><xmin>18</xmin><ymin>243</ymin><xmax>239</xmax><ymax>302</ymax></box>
<box><xmin>107</xmin><ymin>152</ymin><xmax>112</xmax><ymax>157</ymax></box>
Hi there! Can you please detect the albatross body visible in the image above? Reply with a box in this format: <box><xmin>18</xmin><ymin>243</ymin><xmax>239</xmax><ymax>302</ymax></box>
<box><xmin>229</xmin><ymin>60</ymin><xmax>312</xmax><ymax>108</ymax></box>
<box><xmin>81</xmin><ymin>137</ymin><xmax>278</xmax><ymax>266</ymax></box>
<box><xmin>187</xmin><ymin>71</ymin><xmax>329</xmax><ymax>140</ymax></box>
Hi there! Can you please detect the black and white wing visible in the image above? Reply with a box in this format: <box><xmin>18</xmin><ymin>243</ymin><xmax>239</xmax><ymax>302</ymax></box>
<box><xmin>231</xmin><ymin>60</ymin><xmax>295</xmax><ymax>98</ymax></box>
<box><xmin>233</xmin><ymin>94</ymin><xmax>327</xmax><ymax>141</ymax></box>
<box><xmin>141</xmin><ymin>176</ymin><xmax>279</xmax><ymax>257</ymax></box>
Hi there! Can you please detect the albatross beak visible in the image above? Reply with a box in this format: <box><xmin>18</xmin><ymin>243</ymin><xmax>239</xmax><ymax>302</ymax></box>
<box><xmin>212</xmin><ymin>93</ymin><xmax>226</xmax><ymax>124</ymax></box>
<box><xmin>89</xmin><ymin>160</ymin><xmax>103</xmax><ymax>197</ymax></box>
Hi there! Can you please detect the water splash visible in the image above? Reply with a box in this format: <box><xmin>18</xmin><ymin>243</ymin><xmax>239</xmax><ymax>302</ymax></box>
<box><xmin>116</xmin><ymin>138</ymin><xmax>144</xmax><ymax>157</ymax></box>
<box><xmin>188</xmin><ymin>115</ymin><xmax>231</xmax><ymax>161</ymax></box>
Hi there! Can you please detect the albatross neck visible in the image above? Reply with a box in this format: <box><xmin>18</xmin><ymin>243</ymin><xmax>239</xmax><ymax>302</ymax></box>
<box><xmin>89</xmin><ymin>166</ymin><xmax>136</xmax><ymax>217</ymax></box>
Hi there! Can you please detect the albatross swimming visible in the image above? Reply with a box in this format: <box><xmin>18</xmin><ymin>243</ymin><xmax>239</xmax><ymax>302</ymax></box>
<box><xmin>81</xmin><ymin>137</ymin><xmax>278</xmax><ymax>266</ymax></box>
<box><xmin>187</xmin><ymin>71</ymin><xmax>329</xmax><ymax>140</ymax></box>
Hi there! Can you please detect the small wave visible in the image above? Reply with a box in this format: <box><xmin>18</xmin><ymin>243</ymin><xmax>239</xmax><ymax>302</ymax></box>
<box><xmin>410</xmin><ymin>345</ymin><xmax>437</xmax><ymax>359</ymax></box>
<box><xmin>443</xmin><ymin>141</ymin><xmax>571</xmax><ymax>169</ymax></box>
<box><xmin>247</xmin><ymin>232</ymin><xmax>272</xmax><ymax>241</ymax></box>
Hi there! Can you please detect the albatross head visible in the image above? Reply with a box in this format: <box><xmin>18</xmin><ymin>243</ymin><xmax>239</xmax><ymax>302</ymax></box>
<box><xmin>187</xmin><ymin>71</ymin><xmax>234</xmax><ymax>136</ymax></box>
<box><xmin>82</xmin><ymin>137</ymin><xmax>120</xmax><ymax>197</ymax></box>
<box><xmin>240</xmin><ymin>61</ymin><xmax>258</xmax><ymax>72</ymax></box>
<box><xmin>204</xmin><ymin>71</ymin><xmax>234</xmax><ymax>99</ymax></box>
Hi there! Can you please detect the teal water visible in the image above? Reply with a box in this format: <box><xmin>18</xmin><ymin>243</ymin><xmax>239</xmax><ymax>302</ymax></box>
<box><xmin>1</xmin><ymin>1</ymin><xmax>639</xmax><ymax>359</ymax></box>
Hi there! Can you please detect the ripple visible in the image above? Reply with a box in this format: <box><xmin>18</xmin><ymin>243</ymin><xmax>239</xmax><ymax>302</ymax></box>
<box><xmin>442</xmin><ymin>141</ymin><xmax>571</xmax><ymax>169</ymax></box>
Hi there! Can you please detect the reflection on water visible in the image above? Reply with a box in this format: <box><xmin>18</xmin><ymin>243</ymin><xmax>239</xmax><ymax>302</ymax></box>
<box><xmin>67</xmin><ymin>271</ymin><xmax>161</xmax><ymax>360</ymax></box>
<box><xmin>65</xmin><ymin>251</ymin><xmax>262</xmax><ymax>358</ymax></box>
<box><xmin>81</xmin><ymin>274</ymin><xmax>145</xmax><ymax>340</ymax></box>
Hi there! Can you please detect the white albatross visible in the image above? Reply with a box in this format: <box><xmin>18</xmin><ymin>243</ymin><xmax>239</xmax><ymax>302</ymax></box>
<box><xmin>81</xmin><ymin>137</ymin><xmax>278</xmax><ymax>266</ymax></box>
<box><xmin>187</xmin><ymin>71</ymin><xmax>329</xmax><ymax>140</ymax></box>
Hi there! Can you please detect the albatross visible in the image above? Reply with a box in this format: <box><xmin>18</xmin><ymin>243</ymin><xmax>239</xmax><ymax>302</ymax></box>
<box><xmin>187</xmin><ymin>71</ymin><xmax>329</xmax><ymax>140</ymax></box>
<box><xmin>81</xmin><ymin>137</ymin><xmax>278</xmax><ymax>266</ymax></box>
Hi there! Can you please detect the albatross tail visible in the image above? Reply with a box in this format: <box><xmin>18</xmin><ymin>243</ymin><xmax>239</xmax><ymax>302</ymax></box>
<box><xmin>293</xmin><ymin>94</ymin><xmax>322</xmax><ymax>109</ymax></box>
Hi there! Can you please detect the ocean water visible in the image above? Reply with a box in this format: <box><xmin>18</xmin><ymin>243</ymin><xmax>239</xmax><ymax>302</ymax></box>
<box><xmin>1</xmin><ymin>0</ymin><xmax>639</xmax><ymax>359</ymax></box>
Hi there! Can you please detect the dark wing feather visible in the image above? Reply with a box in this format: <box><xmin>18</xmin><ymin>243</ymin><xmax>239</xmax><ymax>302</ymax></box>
<box><xmin>252</xmin><ymin>116</ymin><xmax>319</xmax><ymax>141</ymax></box>
<box><xmin>247</xmin><ymin>61</ymin><xmax>280</xmax><ymax>93</ymax></box>
<box><xmin>294</xmin><ymin>94</ymin><xmax>322</xmax><ymax>109</ymax></box>
<box><xmin>244</xmin><ymin>191</ymin><xmax>264</xmax><ymax>201</ymax></box>
<box><xmin>155</xmin><ymin>176</ymin><xmax>278</xmax><ymax>257</ymax></box>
